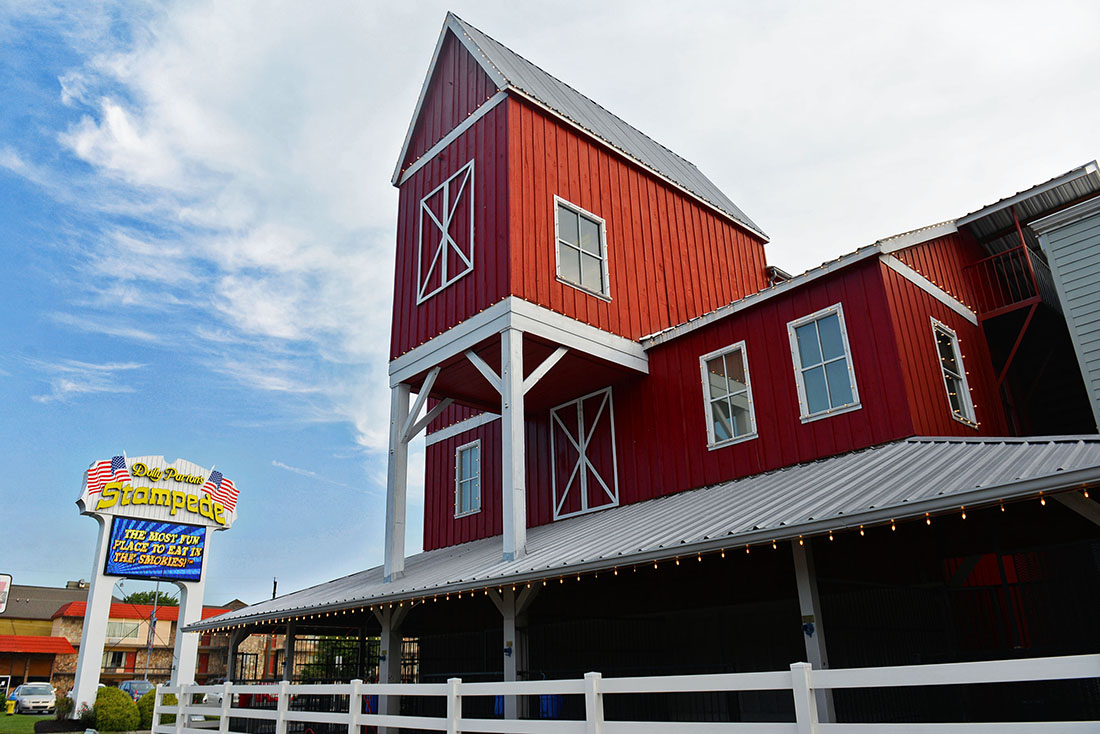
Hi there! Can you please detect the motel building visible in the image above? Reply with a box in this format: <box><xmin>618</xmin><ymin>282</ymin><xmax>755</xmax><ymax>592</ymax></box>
<box><xmin>177</xmin><ymin>14</ymin><xmax>1100</xmax><ymax>730</ymax></box>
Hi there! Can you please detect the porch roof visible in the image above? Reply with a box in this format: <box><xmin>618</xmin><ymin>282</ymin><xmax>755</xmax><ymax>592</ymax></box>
<box><xmin>188</xmin><ymin>435</ymin><xmax>1100</xmax><ymax>632</ymax></box>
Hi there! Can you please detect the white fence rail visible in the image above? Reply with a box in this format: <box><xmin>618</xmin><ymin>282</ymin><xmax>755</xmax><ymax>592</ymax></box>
<box><xmin>152</xmin><ymin>654</ymin><xmax>1100</xmax><ymax>734</ymax></box>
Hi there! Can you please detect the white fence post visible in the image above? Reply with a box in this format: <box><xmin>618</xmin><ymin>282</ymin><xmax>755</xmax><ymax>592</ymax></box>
<box><xmin>152</xmin><ymin>684</ymin><xmax>162</xmax><ymax>732</ymax></box>
<box><xmin>584</xmin><ymin>672</ymin><xmax>604</xmax><ymax>734</ymax></box>
<box><xmin>446</xmin><ymin>678</ymin><xmax>462</xmax><ymax>734</ymax></box>
<box><xmin>347</xmin><ymin>679</ymin><xmax>362</xmax><ymax>734</ymax></box>
<box><xmin>175</xmin><ymin>684</ymin><xmax>188</xmax><ymax>734</ymax></box>
<box><xmin>218</xmin><ymin>681</ymin><xmax>232</xmax><ymax>734</ymax></box>
<box><xmin>275</xmin><ymin>680</ymin><xmax>290</xmax><ymax>734</ymax></box>
<box><xmin>791</xmin><ymin>662</ymin><xmax>819</xmax><ymax>734</ymax></box>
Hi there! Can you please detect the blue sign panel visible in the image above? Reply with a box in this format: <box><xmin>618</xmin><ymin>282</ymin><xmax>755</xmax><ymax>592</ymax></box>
<box><xmin>104</xmin><ymin>517</ymin><xmax>206</xmax><ymax>582</ymax></box>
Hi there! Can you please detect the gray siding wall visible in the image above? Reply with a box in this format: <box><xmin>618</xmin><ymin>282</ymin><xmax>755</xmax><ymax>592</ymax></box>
<box><xmin>1039</xmin><ymin>203</ymin><xmax>1100</xmax><ymax>431</ymax></box>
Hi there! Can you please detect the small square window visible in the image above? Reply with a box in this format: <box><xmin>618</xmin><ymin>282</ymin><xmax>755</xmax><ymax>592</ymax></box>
<box><xmin>699</xmin><ymin>342</ymin><xmax>758</xmax><ymax>448</ymax></box>
<box><xmin>555</xmin><ymin>197</ymin><xmax>609</xmax><ymax>298</ymax></box>
<box><xmin>455</xmin><ymin>440</ymin><xmax>481</xmax><ymax>517</ymax></box>
<box><xmin>931</xmin><ymin>318</ymin><xmax>977</xmax><ymax>427</ymax></box>
<box><xmin>788</xmin><ymin>304</ymin><xmax>861</xmax><ymax>421</ymax></box>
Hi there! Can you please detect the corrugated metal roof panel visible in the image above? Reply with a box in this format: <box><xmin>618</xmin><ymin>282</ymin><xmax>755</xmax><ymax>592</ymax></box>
<box><xmin>448</xmin><ymin>15</ymin><xmax>766</xmax><ymax>240</ymax></box>
<box><xmin>191</xmin><ymin>436</ymin><xmax>1100</xmax><ymax>630</ymax></box>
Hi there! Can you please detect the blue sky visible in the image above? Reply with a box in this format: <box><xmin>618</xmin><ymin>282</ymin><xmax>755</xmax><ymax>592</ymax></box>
<box><xmin>2</xmin><ymin>0</ymin><xmax>1099</xmax><ymax>607</ymax></box>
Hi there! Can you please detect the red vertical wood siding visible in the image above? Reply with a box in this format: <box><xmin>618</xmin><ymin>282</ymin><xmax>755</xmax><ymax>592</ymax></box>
<box><xmin>390</xmin><ymin>101</ymin><xmax>510</xmax><ymax>360</ymax></box>
<box><xmin>892</xmin><ymin>230</ymin><xmax>986</xmax><ymax>313</ymax></box>
<box><xmin>399</xmin><ymin>32</ymin><xmax>499</xmax><ymax>176</ymax></box>
<box><xmin>880</xmin><ymin>263</ymin><xmax>1009</xmax><ymax>437</ymax></box>
<box><xmin>507</xmin><ymin>98</ymin><xmax>769</xmax><ymax>341</ymax></box>
<box><xmin>424</xmin><ymin>421</ymin><xmax>502</xmax><ymax>550</ymax></box>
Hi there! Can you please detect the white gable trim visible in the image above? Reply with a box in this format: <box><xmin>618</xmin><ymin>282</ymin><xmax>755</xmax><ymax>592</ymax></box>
<box><xmin>425</xmin><ymin>412</ymin><xmax>501</xmax><ymax>447</ymax></box>
<box><xmin>398</xmin><ymin>91</ymin><xmax>508</xmax><ymax>187</ymax></box>
<box><xmin>880</xmin><ymin>255</ymin><xmax>978</xmax><ymax>325</ymax></box>
<box><xmin>391</xmin><ymin>15</ymin><xmax>507</xmax><ymax>186</ymax></box>
<box><xmin>876</xmin><ymin>220</ymin><xmax>958</xmax><ymax>254</ymax></box>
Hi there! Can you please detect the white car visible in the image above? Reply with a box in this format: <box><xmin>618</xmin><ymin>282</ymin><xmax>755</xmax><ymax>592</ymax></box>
<box><xmin>9</xmin><ymin>683</ymin><xmax>56</xmax><ymax>714</ymax></box>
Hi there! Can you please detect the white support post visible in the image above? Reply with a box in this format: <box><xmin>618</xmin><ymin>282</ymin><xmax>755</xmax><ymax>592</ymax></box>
<box><xmin>446</xmin><ymin>678</ymin><xmax>462</xmax><ymax>734</ymax></box>
<box><xmin>218</xmin><ymin>681</ymin><xmax>231</xmax><ymax>734</ymax></box>
<box><xmin>583</xmin><ymin>672</ymin><xmax>604</xmax><ymax>734</ymax></box>
<box><xmin>792</xmin><ymin>540</ymin><xmax>835</xmax><ymax>722</ymax></box>
<box><xmin>375</xmin><ymin>606</ymin><xmax>407</xmax><ymax>734</ymax></box>
<box><xmin>70</xmin><ymin>515</ymin><xmax>112</xmax><ymax>716</ymax></box>
<box><xmin>500</xmin><ymin>328</ymin><xmax>527</xmax><ymax>561</ymax></box>
<box><xmin>172</xmin><ymin>573</ymin><xmax>207</xmax><ymax>686</ymax></box>
<box><xmin>790</xmin><ymin>662</ymin><xmax>819</xmax><ymax>734</ymax></box>
<box><xmin>347</xmin><ymin>679</ymin><xmax>363</xmax><ymax>734</ymax></box>
<box><xmin>502</xmin><ymin>588</ymin><xmax>518</xmax><ymax>719</ymax></box>
<box><xmin>275</xmin><ymin>680</ymin><xmax>290</xmax><ymax>734</ymax></box>
<box><xmin>384</xmin><ymin>383</ymin><xmax>412</xmax><ymax>581</ymax></box>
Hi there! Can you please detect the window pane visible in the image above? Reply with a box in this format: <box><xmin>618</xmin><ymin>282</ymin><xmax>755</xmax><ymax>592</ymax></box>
<box><xmin>581</xmin><ymin>252</ymin><xmax>604</xmax><ymax>292</ymax></box>
<box><xmin>936</xmin><ymin>331</ymin><xmax>959</xmax><ymax>375</ymax></box>
<box><xmin>558</xmin><ymin>206</ymin><xmax>579</xmax><ymax>245</ymax></box>
<box><xmin>560</xmin><ymin>244</ymin><xmax>581</xmax><ymax>284</ymax></box>
<box><xmin>705</xmin><ymin>357</ymin><xmax>728</xmax><ymax>399</ymax></box>
<box><xmin>730</xmin><ymin>392</ymin><xmax>752</xmax><ymax>436</ymax></box>
<box><xmin>471</xmin><ymin>476</ymin><xmax>481</xmax><ymax>509</ymax></box>
<box><xmin>824</xmin><ymin>359</ymin><xmax>854</xmax><ymax>407</ymax></box>
<box><xmin>711</xmin><ymin>398</ymin><xmax>734</xmax><ymax>441</ymax></box>
<box><xmin>803</xmin><ymin>366</ymin><xmax>830</xmax><ymax>414</ymax></box>
<box><xmin>945</xmin><ymin>374</ymin><xmax>964</xmax><ymax>415</ymax></box>
<box><xmin>579</xmin><ymin>216</ymin><xmax>601</xmax><ymax>255</ymax></box>
<box><xmin>818</xmin><ymin>313</ymin><xmax>845</xmax><ymax>361</ymax></box>
<box><xmin>725</xmin><ymin>351</ymin><xmax>747</xmax><ymax>393</ymax></box>
<box><xmin>796</xmin><ymin>322</ymin><xmax>822</xmax><ymax>367</ymax></box>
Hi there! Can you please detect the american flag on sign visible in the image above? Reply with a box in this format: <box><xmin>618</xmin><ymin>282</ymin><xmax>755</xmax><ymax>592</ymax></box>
<box><xmin>201</xmin><ymin>470</ymin><xmax>239</xmax><ymax>513</ymax></box>
<box><xmin>85</xmin><ymin>456</ymin><xmax>132</xmax><ymax>495</ymax></box>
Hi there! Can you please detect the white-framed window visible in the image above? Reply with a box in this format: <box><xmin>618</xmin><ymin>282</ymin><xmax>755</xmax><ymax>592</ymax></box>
<box><xmin>554</xmin><ymin>196</ymin><xmax>610</xmax><ymax>299</ymax></box>
<box><xmin>454</xmin><ymin>439</ymin><xmax>481</xmax><ymax>517</ymax></box>
<box><xmin>102</xmin><ymin>650</ymin><xmax>126</xmax><ymax>668</ymax></box>
<box><xmin>787</xmin><ymin>303</ymin><xmax>861</xmax><ymax>421</ymax></box>
<box><xmin>417</xmin><ymin>160</ymin><xmax>475</xmax><ymax>304</ymax></box>
<box><xmin>699</xmin><ymin>341</ymin><xmax>757</xmax><ymax>448</ymax></box>
<box><xmin>106</xmin><ymin>621</ymin><xmax>140</xmax><ymax>640</ymax></box>
<box><xmin>931</xmin><ymin>318</ymin><xmax>978</xmax><ymax>426</ymax></box>
<box><xmin>550</xmin><ymin>387</ymin><xmax>619</xmax><ymax>520</ymax></box>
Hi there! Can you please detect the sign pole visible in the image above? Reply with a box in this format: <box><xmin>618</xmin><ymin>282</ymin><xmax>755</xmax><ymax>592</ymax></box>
<box><xmin>70</xmin><ymin>516</ymin><xmax>114</xmax><ymax>716</ymax></box>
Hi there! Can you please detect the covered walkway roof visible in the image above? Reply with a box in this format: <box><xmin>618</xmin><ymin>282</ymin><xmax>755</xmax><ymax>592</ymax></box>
<box><xmin>190</xmin><ymin>435</ymin><xmax>1100</xmax><ymax>632</ymax></box>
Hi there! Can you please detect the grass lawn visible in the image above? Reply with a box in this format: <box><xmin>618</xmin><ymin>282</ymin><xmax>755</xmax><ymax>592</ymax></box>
<box><xmin>0</xmin><ymin>714</ymin><xmax>53</xmax><ymax>734</ymax></box>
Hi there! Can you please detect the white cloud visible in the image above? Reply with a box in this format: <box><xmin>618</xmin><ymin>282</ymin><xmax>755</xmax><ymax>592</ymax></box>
<box><xmin>31</xmin><ymin>359</ymin><xmax>145</xmax><ymax>403</ymax></box>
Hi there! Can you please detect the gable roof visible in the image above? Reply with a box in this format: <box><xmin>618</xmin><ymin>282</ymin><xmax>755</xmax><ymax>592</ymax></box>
<box><xmin>186</xmin><ymin>435</ymin><xmax>1100</xmax><ymax>632</ymax></box>
<box><xmin>394</xmin><ymin>13</ymin><xmax>767</xmax><ymax>241</ymax></box>
<box><xmin>2</xmin><ymin>584</ymin><xmax>94</xmax><ymax>621</ymax></box>
<box><xmin>0</xmin><ymin>635</ymin><xmax>76</xmax><ymax>655</ymax></box>
<box><xmin>52</xmin><ymin>601</ymin><xmax>231</xmax><ymax>622</ymax></box>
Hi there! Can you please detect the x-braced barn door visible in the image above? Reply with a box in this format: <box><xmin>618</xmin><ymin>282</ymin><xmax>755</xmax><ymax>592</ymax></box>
<box><xmin>550</xmin><ymin>387</ymin><xmax>619</xmax><ymax>520</ymax></box>
<box><xmin>417</xmin><ymin>160</ymin><xmax>475</xmax><ymax>303</ymax></box>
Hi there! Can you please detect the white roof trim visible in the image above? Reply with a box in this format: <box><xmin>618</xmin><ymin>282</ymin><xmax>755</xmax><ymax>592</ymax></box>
<box><xmin>880</xmin><ymin>255</ymin><xmax>978</xmax><ymax>326</ymax></box>
<box><xmin>957</xmin><ymin>161</ymin><xmax>1100</xmax><ymax>227</ymax></box>
<box><xmin>876</xmin><ymin>220</ymin><xmax>958</xmax><ymax>254</ymax></box>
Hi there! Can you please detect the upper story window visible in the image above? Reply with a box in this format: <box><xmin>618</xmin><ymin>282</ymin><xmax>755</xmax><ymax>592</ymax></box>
<box><xmin>931</xmin><ymin>318</ymin><xmax>977</xmax><ymax>427</ymax></box>
<box><xmin>700</xmin><ymin>341</ymin><xmax>757</xmax><ymax>448</ymax></box>
<box><xmin>555</xmin><ymin>196</ymin><xmax>610</xmax><ymax>299</ymax></box>
<box><xmin>455</xmin><ymin>439</ymin><xmax>481</xmax><ymax>517</ymax></box>
<box><xmin>106</xmin><ymin>621</ymin><xmax>140</xmax><ymax>640</ymax></box>
<box><xmin>417</xmin><ymin>160</ymin><xmax>475</xmax><ymax>304</ymax></box>
<box><xmin>787</xmin><ymin>303</ymin><xmax>860</xmax><ymax>421</ymax></box>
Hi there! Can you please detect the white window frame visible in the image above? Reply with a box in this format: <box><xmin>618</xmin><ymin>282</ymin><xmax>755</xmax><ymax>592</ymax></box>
<box><xmin>454</xmin><ymin>439</ymin><xmax>482</xmax><ymax>518</ymax></box>
<box><xmin>417</xmin><ymin>160</ymin><xmax>475</xmax><ymax>304</ymax></box>
<box><xmin>550</xmin><ymin>386</ymin><xmax>619</xmax><ymax>520</ymax></box>
<box><xmin>554</xmin><ymin>195</ymin><xmax>611</xmax><ymax>301</ymax></box>
<box><xmin>930</xmin><ymin>317</ymin><xmax>978</xmax><ymax>428</ymax></box>
<box><xmin>699</xmin><ymin>341</ymin><xmax>758</xmax><ymax>449</ymax></box>
<box><xmin>106</xmin><ymin>620</ymin><xmax>140</xmax><ymax>640</ymax></box>
<box><xmin>787</xmin><ymin>302</ymin><xmax>862</xmax><ymax>422</ymax></box>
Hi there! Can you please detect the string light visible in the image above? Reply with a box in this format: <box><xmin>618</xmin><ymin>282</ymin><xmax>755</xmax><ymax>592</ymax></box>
<box><xmin>1085</xmin><ymin>489</ymin><xmax>1090</xmax><ymax>499</ymax></box>
<box><xmin>675</xmin><ymin>557</ymin><xmax>680</xmax><ymax>566</ymax></box>
<box><xmin>925</xmin><ymin>513</ymin><xmax>931</xmax><ymax>526</ymax></box>
<box><xmin>798</xmin><ymin>536</ymin><xmax>804</xmax><ymax>546</ymax></box>
<box><xmin>697</xmin><ymin>553</ymin><xmax>702</xmax><ymax>562</ymax></box>
<box><xmin>828</xmin><ymin>530</ymin><xmax>834</xmax><ymax>541</ymax></box>
<box><xmin>890</xmin><ymin>520</ymin><xmax>896</xmax><ymax>532</ymax></box>
<box><xmin>859</xmin><ymin>525</ymin><xmax>865</xmax><ymax>537</ymax></box>
<box><xmin>720</xmin><ymin>548</ymin><xmax>726</xmax><ymax>558</ymax></box>
<box><xmin>745</xmin><ymin>545</ymin><xmax>750</xmax><ymax>554</ymax></box>
<box><xmin>960</xmin><ymin>506</ymin><xmax>967</xmax><ymax>520</ymax></box>
<box><xmin>772</xmin><ymin>539</ymin><xmax>778</xmax><ymax>550</ymax></box>
<box><xmin>1040</xmin><ymin>495</ymin><xmax>1046</xmax><ymax>506</ymax></box>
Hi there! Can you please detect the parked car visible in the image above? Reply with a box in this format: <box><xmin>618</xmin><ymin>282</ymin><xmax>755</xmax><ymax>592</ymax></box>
<box><xmin>118</xmin><ymin>679</ymin><xmax>155</xmax><ymax>702</ymax></box>
<box><xmin>9</xmin><ymin>683</ymin><xmax>56</xmax><ymax>714</ymax></box>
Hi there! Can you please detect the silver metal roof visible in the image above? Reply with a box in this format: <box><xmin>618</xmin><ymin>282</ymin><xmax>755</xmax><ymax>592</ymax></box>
<box><xmin>445</xmin><ymin>15</ymin><xmax>766</xmax><ymax>241</ymax></box>
<box><xmin>191</xmin><ymin>436</ymin><xmax>1100</xmax><ymax>631</ymax></box>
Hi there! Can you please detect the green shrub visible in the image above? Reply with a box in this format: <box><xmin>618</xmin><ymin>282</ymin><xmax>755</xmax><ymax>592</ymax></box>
<box><xmin>94</xmin><ymin>686</ymin><xmax>140</xmax><ymax>732</ymax></box>
<box><xmin>138</xmin><ymin>690</ymin><xmax>176</xmax><ymax>727</ymax></box>
<box><xmin>55</xmin><ymin>693</ymin><xmax>75</xmax><ymax>720</ymax></box>
<box><xmin>78</xmin><ymin>702</ymin><xmax>96</xmax><ymax>727</ymax></box>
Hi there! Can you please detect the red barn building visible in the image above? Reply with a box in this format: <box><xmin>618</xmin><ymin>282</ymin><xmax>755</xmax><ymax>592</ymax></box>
<box><xmin>191</xmin><ymin>15</ymin><xmax>1100</xmax><ymax>725</ymax></box>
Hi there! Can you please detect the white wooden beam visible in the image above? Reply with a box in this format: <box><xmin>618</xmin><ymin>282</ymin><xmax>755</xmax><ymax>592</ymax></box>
<box><xmin>523</xmin><ymin>346</ymin><xmax>568</xmax><ymax>394</ymax></box>
<box><xmin>501</xmin><ymin>328</ymin><xmax>527</xmax><ymax>562</ymax></box>
<box><xmin>792</xmin><ymin>540</ymin><xmax>835</xmax><ymax>723</ymax></box>
<box><xmin>1055</xmin><ymin>491</ymin><xmax>1100</xmax><ymax>527</ymax></box>
<box><xmin>466</xmin><ymin>349</ymin><xmax>503</xmax><ymax>394</ymax></box>
<box><xmin>384</xmin><ymin>384</ymin><xmax>411</xmax><ymax>582</ymax></box>
<box><xmin>501</xmin><ymin>587</ymin><xmax>519</xmax><ymax>720</ymax></box>
<box><xmin>402</xmin><ymin>367</ymin><xmax>441</xmax><ymax>441</ymax></box>
<box><xmin>403</xmin><ymin>398</ymin><xmax>454</xmax><ymax>443</ymax></box>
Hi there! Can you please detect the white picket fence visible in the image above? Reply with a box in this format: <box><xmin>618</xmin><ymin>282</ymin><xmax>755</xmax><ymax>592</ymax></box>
<box><xmin>152</xmin><ymin>653</ymin><xmax>1100</xmax><ymax>734</ymax></box>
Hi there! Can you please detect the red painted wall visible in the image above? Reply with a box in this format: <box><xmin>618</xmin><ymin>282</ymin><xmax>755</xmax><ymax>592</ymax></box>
<box><xmin>399</xmin><ymin>31</ymin><xmax>500</xmax><ymax>177</ymax></box>
<box><xmin>881</xmin><ymin>263</ymin><xmax>1009</xmax><ymax>436</ymax></box>
<box><xmin>891</xmin><ymin>230</ymin><xmax>986</xmax><ymax>314</ymax></box>
<box><xmin>507</xmin><ymin>98</ymin><xmax>769</xmax><ymax>340</ymax></box>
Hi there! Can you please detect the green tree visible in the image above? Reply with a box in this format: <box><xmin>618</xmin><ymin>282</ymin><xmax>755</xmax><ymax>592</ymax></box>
<box><xmin>124</xmin><ymin>590</ymin><xmax>179</xmax><ymax>606</ymax></box>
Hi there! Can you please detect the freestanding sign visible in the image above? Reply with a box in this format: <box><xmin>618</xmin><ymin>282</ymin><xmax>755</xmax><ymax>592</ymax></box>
<box><xmin>70</xmin><ymin>456</ymin><xmax>239</xmax><ymax>715</ymax></box>
<box><xmin>0</xmin><ymin>574</ymin><xmax>11</xmax><ymax>614</ymax></box>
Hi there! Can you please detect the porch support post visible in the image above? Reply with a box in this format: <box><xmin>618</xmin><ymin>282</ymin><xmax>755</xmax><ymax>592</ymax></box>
<box><xmin>282</xmin><ymin>621</ymin><xmax>296</xmax><ymax>682</ymax></box>
<box><xmin>792</xmin><ymin>540</ymin><xmax>835</xmax><ymax>723</ymax></box>
<box><xmin>501</xmin><ymin>328</ymin><xmax>527</xmax><ymax>562</ymax></box>
<box><xmin>225</xmin><ymin>630</ymin><xmax>244</xmax><ymax>682</ymax></box>
<box><xmin>492</xmin><ymin>585</ymin><xmax>539</xmax><ymax>720</ymax></box>
<box><xmin>384</xmin><ymin>383</ymin><xmax>412</xmax><ymax>581</ymax></box>
<box><xmin>375</xmin><ymin>606</ymin><xmax>409</xmax><ymax>734</ymax></box>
